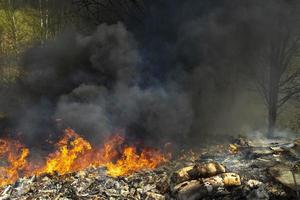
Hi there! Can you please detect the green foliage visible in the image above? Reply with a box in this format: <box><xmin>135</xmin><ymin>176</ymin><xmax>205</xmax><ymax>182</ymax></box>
<box><xmin>0</xmin><ymin>5</ymin><xmax>42</xmax><ymax>86</ymax></box>
<box><xmin>0</xmin><ymin>66</ymin><xmax>21</xmax><ymax>85</ymax></box>
<box><xmin>0</xmin><ymin>7</ymin><xmax>40</xmax><ymax>55</ymax></box>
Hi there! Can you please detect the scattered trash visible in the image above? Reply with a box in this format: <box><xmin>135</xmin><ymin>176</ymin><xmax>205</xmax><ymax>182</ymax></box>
<box><xmin>0</xmin><ymin>136</ymin><xmax>299</xmax><ymax>199</ymax></box>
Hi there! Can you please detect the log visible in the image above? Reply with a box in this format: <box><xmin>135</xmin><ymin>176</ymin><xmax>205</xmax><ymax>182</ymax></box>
<box><xmin>171</xmin><ymin>162</ymin><xmax>226</xmax><ymax>184</ymax></box>
<box><xmin>172</xmin><ymin>173</ymin><xmax>241</xmax><ymax>200</ymax></box>
<box><xmin>171</xmin><ymin>166</ymin><xmax>194</xmax><ymax>184</ymax></box>
<box><xmin>189</xmin><ymin>162</ymin><xmax>226</xmax><ymax>178</ymax></box>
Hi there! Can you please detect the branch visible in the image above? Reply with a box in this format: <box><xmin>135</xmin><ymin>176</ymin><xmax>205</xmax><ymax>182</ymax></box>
<box><xmin>278</xmin><ymin>87</ymin><xmax>300</xmax><ymax>108</ymax></box>
<box><xmin>255</xmin><ymin>82</ymin><xmax>269</xmax><ymax>107</ymax></box>
<box><xmin>281</xmin><ymin>33</ymin><xmax>300</xmax><ymax>73</ymax></box>
<box><xmin>279</xmin><ymin>68</ymin><xmax>300</xmax><ymax>87</ymax></box>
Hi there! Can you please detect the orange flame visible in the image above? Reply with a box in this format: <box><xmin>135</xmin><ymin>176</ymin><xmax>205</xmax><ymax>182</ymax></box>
<box><xmin>0</xmin><ymin>128</ymin><xmax>168</xmax><ymax>187</ymax></box>
<box><xmin>0</xmin><ymin>138</ymin><xmax>29</xmax><ymax>187</ymax></box>
<box><xmin>106</xmin><ymin>146</ymin><xmax>167</xmax><ymax>177</ymax></box>
<box><xmin>33</xmin><ymin>129</ymin><xmax>92</xmax><ymax>175</ymax></box>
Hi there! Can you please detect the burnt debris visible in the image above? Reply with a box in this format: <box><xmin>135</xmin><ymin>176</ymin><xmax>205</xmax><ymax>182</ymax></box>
<box><xmin>0</xmin><ymin>136</ymin><xmax>299</xmax><ymax>200</ymax></box>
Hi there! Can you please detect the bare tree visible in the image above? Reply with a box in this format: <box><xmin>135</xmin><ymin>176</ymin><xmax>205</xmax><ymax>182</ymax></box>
<box><xmin>38</xmin><ymin>0</ymin><xmax>49</xmax><ymax>45</ymax></box>
<box><xmin>71</xmin><ymin>0</ymin><xmax>145</xmax><ymax>26</ymax></box>
<box><xmin>254</xmin><ymin>2</ymin><xmax>300</xmax><ymax>137</ymax></box>
<box><xmin>35</xmin><ymin>0</ymin><xmax>73</xmax><ymax>43</ymax></box>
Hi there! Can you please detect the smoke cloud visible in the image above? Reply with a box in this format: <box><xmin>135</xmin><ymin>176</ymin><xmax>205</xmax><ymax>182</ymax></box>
<box><xmin>4</xmin><ymin>22</ymin><xmax>193</xmax><ymax>147</ymax></box>
<box><xmin>1</xmin><ymin>0</ymin><xmax>299</xmax><ymax>147</ymax></box>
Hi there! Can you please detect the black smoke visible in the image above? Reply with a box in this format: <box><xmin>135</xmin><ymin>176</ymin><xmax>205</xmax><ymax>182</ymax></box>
<box><xmin>1</xmin><ymin>0</ymin><xmax>299</xmax><ymax>147</ymax></box>
<box><xmin>3</xmin><ymin>22</ymin><xmax>192</xmax><ymax>147</ymax></box>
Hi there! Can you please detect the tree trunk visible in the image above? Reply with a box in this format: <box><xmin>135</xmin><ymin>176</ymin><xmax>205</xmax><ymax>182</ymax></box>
<box><xmin>268</xmin><ymin>102</ymin><xmax>277</xmax><ymax>138</ymax></box>
<box><xmin>267</xmin><ymin>64</ymin><xmax>280</xmax><ymax>138</ymax></box>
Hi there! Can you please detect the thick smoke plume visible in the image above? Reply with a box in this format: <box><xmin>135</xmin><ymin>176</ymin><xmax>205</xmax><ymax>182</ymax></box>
<box><xmin>1</xmin><ymin>0</ymin><xmax>299</xmax><ymax>147</ymax></box>
<box><xmin>5</xmin><ymin>23</ymin><xmax>192</xmax><ymax>147</ymax></box>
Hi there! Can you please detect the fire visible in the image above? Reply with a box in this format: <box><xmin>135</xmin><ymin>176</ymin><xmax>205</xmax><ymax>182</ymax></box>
<box><xmin>0</xmin><ymin>138</ymin><xmax>29</xmax><ymax>187</ymax></box>
<box><xmin>106</xmin><ymin>146</ymin><xmax>167</xmax><ymax>177</ymax></box>
<box><xmin>0</xmin><ymin>128</ymin><xmax>168</xmax><ymax>187</ymax></box>
<box><xmin>33</xmin><ymin>129</ymin><xmax>93</xmax><ymax>175</ymax></box>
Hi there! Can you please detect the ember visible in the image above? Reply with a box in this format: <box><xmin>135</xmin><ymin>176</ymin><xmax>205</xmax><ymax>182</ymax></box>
<box><xmin>0</xmin><ymin>128</ymin><xmax>167</xmax><ymax>187</ymax></box>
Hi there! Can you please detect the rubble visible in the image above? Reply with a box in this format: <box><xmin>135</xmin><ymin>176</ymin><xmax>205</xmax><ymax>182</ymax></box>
<box><xmin>0</xmin><ymin>136</ymin><xmax>299</xmax><ymax>199</ymax></box>
<box><xmin>247</xmin><ymin>185</ymin><xmax>269</xmax><ymax>200</ymax></box>
<box><xmin>246</xmin><ymin>179</ymin><xmax>263</xmax><ymax>188</ymax></box>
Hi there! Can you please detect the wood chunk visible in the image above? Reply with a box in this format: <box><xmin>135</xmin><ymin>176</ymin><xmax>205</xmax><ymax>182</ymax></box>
<box><xmin>189</xmin><ymin>162</ymin><xmax>226</xmax><ymax>178</ymax></box>
<box><xmin>221</xmin><ymin>173</ymin><xmax>241</xmax><ymax>186</ymax></box>
<box><xmin>172</xmin><ymin>180</ymin><xmax>207</xmax><ymax>200</ymax></box>
<box><xmin>202</xmin><ymin>175</ymin><xmax>224</xmax><ymax>187</ymax></box>
<box><xmin>172</xmin><ymin>173</ymin><xmax>241</xmax><ymax>200</ymax></box>
<box><xmin>171</xmin><ymin>162</ymin><xmax>226</xmax><ymax>184</ymax></box>
<box><xmin>202</xmin><ymin>173</ymin><xmax>241</xmax><ymax>187</ymax></box>
<box><xmin>171</xmin><ymin>166</ymin><xmax>194</xmax><ymax>184</ymax></box>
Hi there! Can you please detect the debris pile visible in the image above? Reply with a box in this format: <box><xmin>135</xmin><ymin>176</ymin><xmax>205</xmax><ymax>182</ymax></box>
<box><xmin>0</xmin><ymin>166</ymin><xmax>170</xmax><ymax>200</ymax></box>
<box><xmin>170</xmin><ymin>162</ymin><xmax>241</xmax><ymax>200</ymax></box>
<box><xmin>0</xmin><ymin>136</ymin><xmax>299</xmax><ymax>200</ymax></box>
<box><xmin>0</xmin><ymin>128</ymin><xmax>168</xmax><ymax>188</ymax></box>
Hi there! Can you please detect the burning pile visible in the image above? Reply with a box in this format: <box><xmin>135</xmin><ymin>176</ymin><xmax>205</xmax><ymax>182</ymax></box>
<box><xmin>1</xmin><ymin>133</ymin><xmax>299</xmax><ymax>199</ymax></box>
<box><xmin>0</xmin><ymin>128</ymin><xmax>167</xmax><ymax>187</ymax></box>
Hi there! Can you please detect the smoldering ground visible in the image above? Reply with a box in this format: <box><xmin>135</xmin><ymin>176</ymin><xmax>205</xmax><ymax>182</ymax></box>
<box><xmin>0</xmin><ymin>0</ymin><xmax>299</xmax><ymax>148</ymax></box>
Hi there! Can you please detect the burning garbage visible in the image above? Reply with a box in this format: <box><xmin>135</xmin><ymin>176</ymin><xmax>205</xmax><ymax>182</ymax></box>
<box><xmin>0</xmin><ymin>134</ymin><xmax>299</xmax><ymax>199</ymax></box>
<box><xmin>0</xmin><ymin>128</ymin><xmax>168</xmax><ymax>189</ymax></box>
